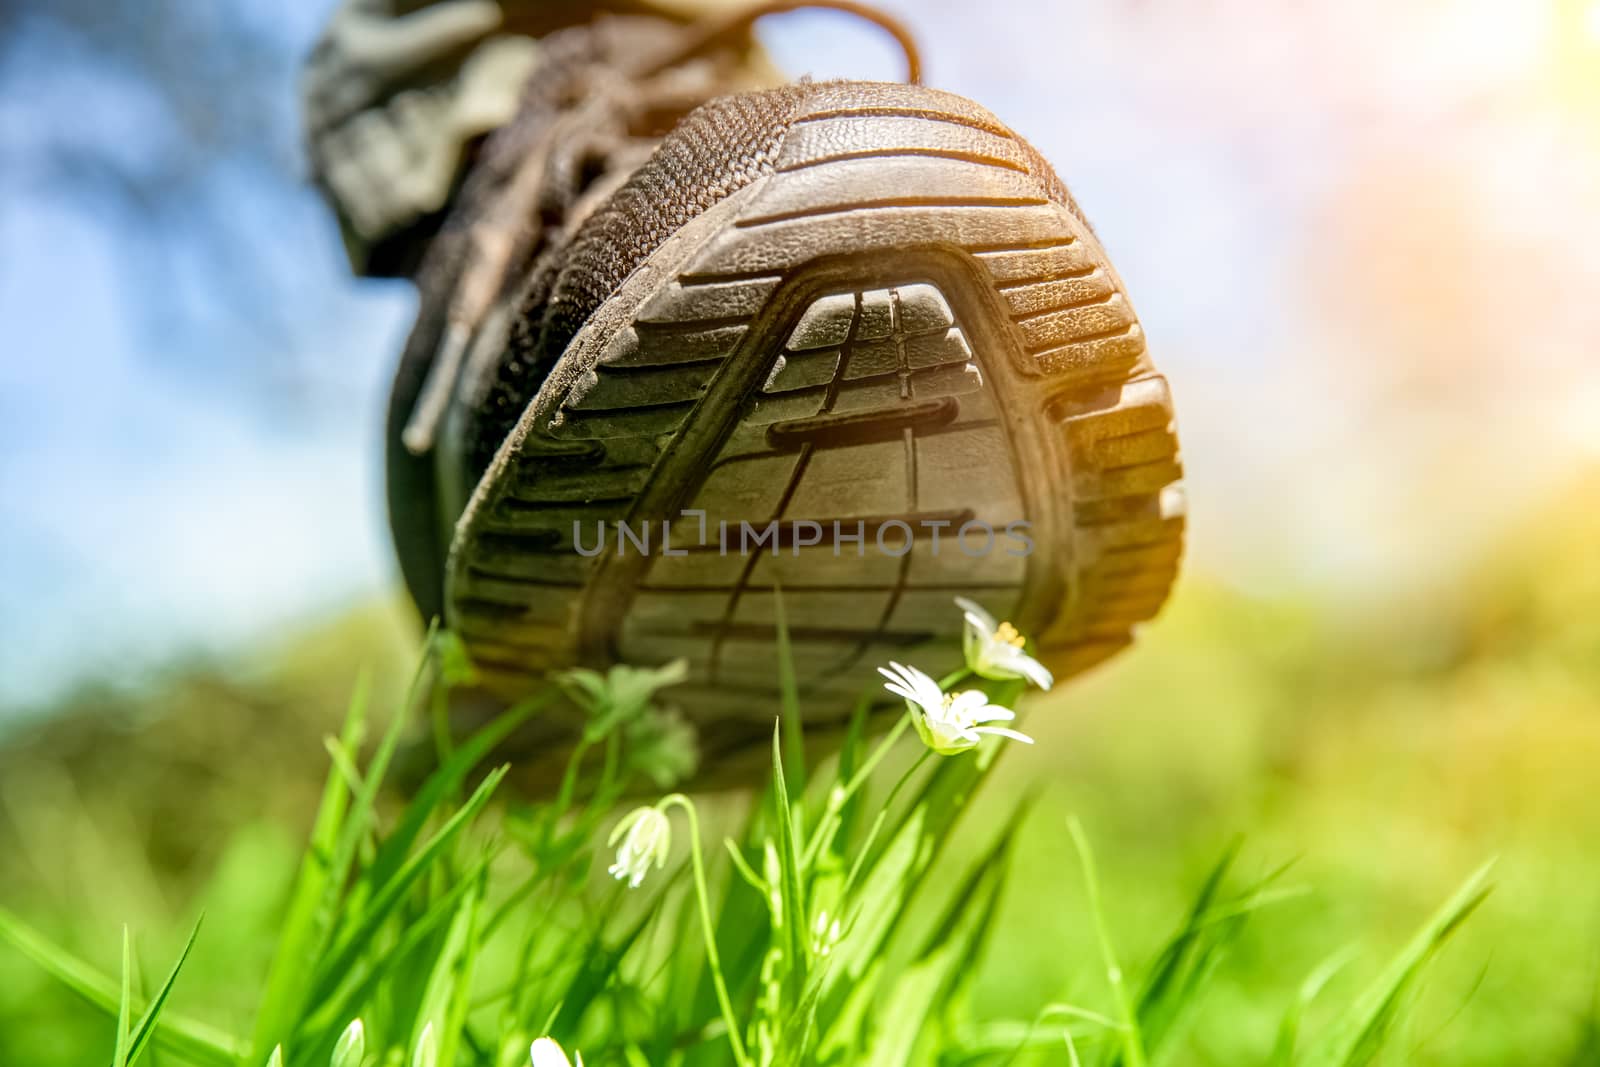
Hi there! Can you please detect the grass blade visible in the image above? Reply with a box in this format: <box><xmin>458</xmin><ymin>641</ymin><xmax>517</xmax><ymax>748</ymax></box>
<box><xmin>862</xmin><ymin>946</ymin><xmax>951</xmax><ymax>1067</ymax></box>
<box><xmin>1121</xmin><ymin>843</ymin><xmax>1299</xmax><ymax>1062</ymax></box>
<box><xmin>1066</xmin><ymin>816</ymin><xmax>1147</xmax><ymax>1067</ymax></box>
<box><xmin>413</xmin><ymin>871</ymin><xmax>485</xmax><ymax>1067</ymax></box>
<box><xmin>860</xmin><ymin>812</ymin><xmax>1023</xmax><ymax>1065</ymax></box>
<box><xmin>309</xmin><ymin>765</ymin><xmax>509</xmax><ymax>1005</ymax></box>
<box><xmin>124</xmin><ymin>915</ymin><xmax>204</xmax><ymax>1065</ymax></box>
<box><xmin>772</xmin><ymin>584</ymin><xmax>806</xmax><ymax>793</ymax></box>
<box><xmin>301</xmin><ymin>854</ymin><xmax>491</xmax><ymax>1040</ymax></box>
<box><xmin>369</xmin><ymin>688</ymin><xmax>558</xmax><ymax>893</ymax></box>
<box><xmin>0</xmin><ymin>906</ymin><xmax>239</xmax><ymax>1066</ymax></box>
<box><xmin>822</xmin><ymin>728</ymin><xmax>1007</xmax><ymax>1006</ymax></box>
<box><xmin>250</xmin><ymin>670</ymin><xmax>371</xmax><ymax>1058</ymax></box>
<box><xmin>551</xmin><ymin>894</ymin><xmax>662</xmax><ymax>1037</ymax></box>
<box><xmin>1270</xmin><ymin>948</ymin><xmax>1357</xmax><ymax>1065</ymax></box>
<box><xmin>317</xmin><ymin>656</ymin><xmax>423</xmax><ymax>930</ymax></box>
<box><xmin>1302</xmin><ymin>861</ymin><xmax>1494</xmax><ymax>1067</ymax></box>
<box><xmin>112</xmin><ymin>926</ymin><xmax>133</xmax><ymax>1067</ymax></box>
<box><xmin>770</xmin><ymin>723</ymin><xmax>810</xmax><ymax>1003</ymax></box>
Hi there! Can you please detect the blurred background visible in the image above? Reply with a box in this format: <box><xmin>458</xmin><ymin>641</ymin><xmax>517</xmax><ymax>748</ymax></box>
<box><xmin>2</xmin><ymin>0</ymin><xmax>1598</xmax><ymax>1063</ymax></box>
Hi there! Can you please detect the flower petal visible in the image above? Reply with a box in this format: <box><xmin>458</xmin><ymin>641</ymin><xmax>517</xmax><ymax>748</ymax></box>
<box><xmin>1018</xmin><ymin>655</ymin><xmax>1054</xmax><ymax>691</ymax></box>
<box><xmin>970</xmin><ymin>703</ymin><xmax>1017</xmax><ymax>724</ymax></box>
<box><xmin>973</xmin><ymin>725</ymin><xmax>1034</xmax><ymax>744</ymax></box>
<box><xmin>992</xmin><ymin>645</ymin><xmax>1054</xmax><ymax>690</ymax></box>
<box><xmin>607</xmin><ymin>806</ymin><xmax>646</xmax><ymax>846</ymax></box>
<box><xmin>531</xmin><ymin>1037</ymin><xmax>575</xmax><ymax>1067</ymax></box>
<box><xmin>954</xmin><ymin>596</ymin><xmax>998</xmax><ymax>634</ymax></box>
<box><xmin>880</xmin><ymin>661</ymin><xmax>944</xmax><ymax>711</ymax></box>
<box><xmin>881</xmin><ymin>680</ymin><xmax>916</xmax><ymax>704</ymax></box>
<box><xmin>946</xmin><ymin>690</ymin><xmax>990</xmax><ymax>717</ymax></box>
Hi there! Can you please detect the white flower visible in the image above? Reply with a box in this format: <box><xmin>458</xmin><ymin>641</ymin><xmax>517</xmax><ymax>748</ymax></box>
<box><xmin>331</xmin><ymin>1019</ymin><xmax>365</xmax><ymax>1067</ymax></box>
<box><xmin>878</xmin><ymin>661</ymin><xmax>1034</xmax><ymax>756</ymax></box>
<box><xmin>531</xmin><ymin>1037</ymin><xmax>584</xmax><ymax>1067</ymax></box>
<box><xmin>955</xmin><ymin>597</ymin><xmax>1053</xmax><ymax>690</ymax></box>
<box><xmin>607</xmin><ymin>805</ymin><xmax>672</xmax><ymax>888</ymax></box>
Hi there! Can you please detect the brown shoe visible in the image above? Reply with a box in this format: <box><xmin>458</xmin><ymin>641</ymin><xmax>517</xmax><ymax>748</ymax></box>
<box><xmin>385</xmin><ymin>8</ymin><xmax>1184</xmax><ymax>786</ymax></box>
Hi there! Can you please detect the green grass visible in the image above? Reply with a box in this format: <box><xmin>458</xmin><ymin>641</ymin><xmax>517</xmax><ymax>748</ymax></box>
<box><xmin>0</xmin><ymin>609</ymin><xmax>1504</xmax><ymax>1067</ymax></box>
<box><xmin>3</xmin><ymin>475</ymin><xmax>1600</xmax><ymax>1065</ymax></box>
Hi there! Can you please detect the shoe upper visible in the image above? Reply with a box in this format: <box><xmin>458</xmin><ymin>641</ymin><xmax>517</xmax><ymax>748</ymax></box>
<box><xmin>385</xmin><ymin>12</ymin><xmax>779</xmax><ymax>624</ymax></box>
<box><xmin>467</xmin><ymin>81</ymin><xmax>818</xmax><ymax>477</ymax></box>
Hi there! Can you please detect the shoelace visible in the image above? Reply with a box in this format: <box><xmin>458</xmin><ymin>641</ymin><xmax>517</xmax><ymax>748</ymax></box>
<box><xmin>401</xmin><ymin>0</ymin><xmax>922</xmax><ymax>457</ymax></box>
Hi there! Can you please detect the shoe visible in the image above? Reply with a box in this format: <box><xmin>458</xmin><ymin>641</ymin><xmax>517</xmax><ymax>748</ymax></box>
<box><xmin>386</xmin><ymin>4</ymin><xmax>1184</xmax><ymax>786</ymax></box>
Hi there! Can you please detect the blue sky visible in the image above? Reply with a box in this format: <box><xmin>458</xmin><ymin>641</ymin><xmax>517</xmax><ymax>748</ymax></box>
<box><xmin>2</xmin><ymin>0</ymin><xmax>1596</xmax><ymax>710</ymax></box>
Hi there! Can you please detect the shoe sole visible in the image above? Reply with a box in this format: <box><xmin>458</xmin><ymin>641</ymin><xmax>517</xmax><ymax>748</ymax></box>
<box><xmin>448</xmin><ymin>82</ymin><xmax>1183</xmax><ymax>781</ymax></box>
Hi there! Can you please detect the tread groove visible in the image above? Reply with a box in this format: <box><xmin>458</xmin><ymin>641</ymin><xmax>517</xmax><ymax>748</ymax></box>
<box><xmin>992</xmin><ymin>264</ymin><xmax>1099</xmax><ymax>291</ymax></box>
<box><xmin>634</xmin><ymin>313</ymin><xmax>757</xmax><ymax>333</ymax></box>
<box><xmin>675</xmin><ymin>268</ymin><xmax>787</xmax><ymax>288</ymax></box>
<box><xmin>687</xmin><ymin>621</ymin><xmax>934</xmax><ymax>645</ymax></box>
<box><xmin>966</xmin><ymin>235</ymin><xmax>1078</xmax><ymax>253</ymax></box>
<box><xmin>766</xmin><ymin>396</ymin><xmax>959</xmax><ymax>448</ymax></box>
<box><xmin>792</xmin><ymin>105</ymin><xmax>1011</xmax><ymax>136</ymax></box>
<box><xmin>1010</xmin><ymin>290</ymin><xmax>1121</xmax><ymax>324</ymax></box>
<box><xmin>776</xmin><ymin>145</ymin><xmax>1032</xmax><ymax>176</ymax></box>
<box><xmin>737</xmin><ymin>195</ymin><xmax>1051</xmax><ymax>230</ymax></box>
<box><xmin>1027</xmin><ymin>321</ymin><xmax>1140</xmax><ymax>354</ymax></box>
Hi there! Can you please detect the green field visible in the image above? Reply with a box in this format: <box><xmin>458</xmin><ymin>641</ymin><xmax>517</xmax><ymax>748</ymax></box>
<box><xmin>3</xmin><ymin>475</ymin><xmax>1597</xmax><ymax>1067</ymax></box>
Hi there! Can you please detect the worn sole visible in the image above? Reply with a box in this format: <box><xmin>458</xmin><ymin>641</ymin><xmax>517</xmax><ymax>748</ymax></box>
<box><xmin>447</xmin><ymin>82</ymin><xmax>1184</xmax><ymax>781</ymax></box>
